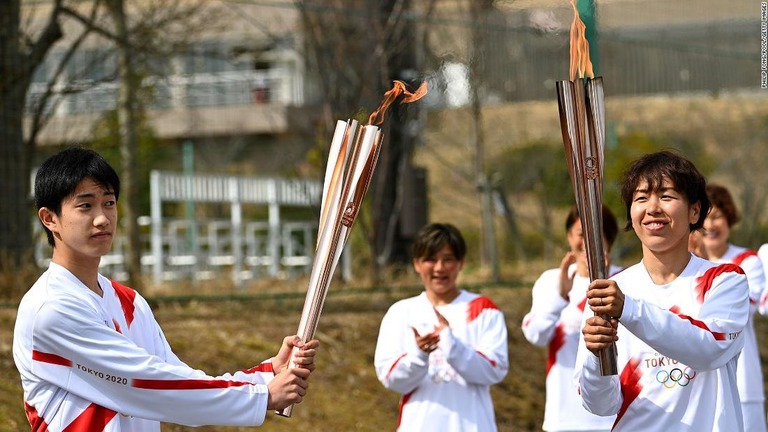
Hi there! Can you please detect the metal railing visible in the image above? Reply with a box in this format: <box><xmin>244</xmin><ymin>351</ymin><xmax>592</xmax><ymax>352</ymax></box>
<box><xmin>33</xmin><ymin>172</ymin><xmax>352</xmax><ymax>287</ymax></box>
<box><xmin>26</xmin><ymin>69</ymin><xmax>299</xmax><ymax>116</ymax></box>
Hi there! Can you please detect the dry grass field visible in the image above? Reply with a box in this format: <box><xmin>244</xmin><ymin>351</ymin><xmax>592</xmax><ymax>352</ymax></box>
<box><xmin>0</xmin><ymin>278</ymin><xmax>550</xmax><ymax>432</ymax></box>
<box><xmin>3</xmin><ymin>275</ymin><xmax>768</xmax><ymax>432</ymax></box>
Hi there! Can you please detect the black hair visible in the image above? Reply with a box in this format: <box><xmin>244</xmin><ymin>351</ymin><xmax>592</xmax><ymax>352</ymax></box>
<box><xmin>35</xmin><ymin>147</ymin><xmax>120</xmax><ymax>247</ymax></box>
<box><xmin>565</xmin><ymin>204</ymin><xmax>619</xmax><ymax>248</ymax></box>
<box><xmin>619</xmin><ymin>150</ymin><xmax>709</xmax><ymax>232</ymax></box>
<box><xmin>412</xmin><ymin>223</ymin><xmax>467</xmax><ymax>261</ymax></box>
<box><xmin>706</xmin><ymin>183</ymin><xmax>740</xmax><ymax>227</ymax></box>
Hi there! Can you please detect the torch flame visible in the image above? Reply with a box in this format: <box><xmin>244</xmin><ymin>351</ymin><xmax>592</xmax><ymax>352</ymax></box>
<box><xmin>367</xmin><ymin>80</ymin><xmax>428</xmax><ymax>126</ymax></box>
<box><xmin>569</xmin><ymin>0</ymin><xmax>594</xmax><ymax>81</ymax></box>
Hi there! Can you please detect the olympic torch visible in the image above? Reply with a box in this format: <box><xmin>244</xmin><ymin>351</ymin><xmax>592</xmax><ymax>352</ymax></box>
<box><xmin>276</xmin><ymin>120</ymin><xmax>380</xmax><ymax>418</ymax></box>
<box><xmin>278</xmin><ymin>81</ymin><xmax>427</xmax><ymax>417</ymax></box>
<box><xmin>557</xmin><ymin>77</ymin><xmax>617</xmax><ymax>376</ymax></box>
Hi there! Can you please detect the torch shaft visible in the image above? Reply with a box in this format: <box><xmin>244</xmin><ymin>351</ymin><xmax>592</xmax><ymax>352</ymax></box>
<box><xmin>276</xmin><ymin>123</ymin><xmax>354</xmax><ymax>417</ymax></box>
<box><xmin>278</xmin><ymin>122</ymin><xmax>382</xmax><ymax>416</ymax></box>
<box><xmin>556</xmin><ymin>78</ymin><xmax>618</xmax><ymax>376</ymax></box>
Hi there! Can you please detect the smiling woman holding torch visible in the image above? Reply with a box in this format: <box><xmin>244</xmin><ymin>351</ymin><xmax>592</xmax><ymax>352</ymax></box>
<box><xmin>574</xmin><ymin>151</ymin><xmax>749</xmax><ymax>431</ymax></box>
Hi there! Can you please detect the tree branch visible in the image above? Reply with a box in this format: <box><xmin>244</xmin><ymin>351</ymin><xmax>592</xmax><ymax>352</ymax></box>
<box><xmin>27</xmin><ymin>25</ymin><xmax>93</xmax><ymax>148</ymax></box>
<box><xmin>27</xmin><ymin>0</ymin><xmax>65</xmax><ymax>75</ymax></box>
<box><xmin>59</xmin><ymin>1</ymin><xmax>125</xmax><ymax>47</ymax></box>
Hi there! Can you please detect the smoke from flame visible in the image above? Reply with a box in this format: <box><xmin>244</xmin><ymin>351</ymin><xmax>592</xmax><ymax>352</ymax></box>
<box><xmin>367</xmin><ymin>80</ymin><xmax>428</xmax><ymax>126</ymax></box>
<box><xmin>569</xmin><ymin>0</ymin><xmax>594</xmax><ymax>81</ymax></box>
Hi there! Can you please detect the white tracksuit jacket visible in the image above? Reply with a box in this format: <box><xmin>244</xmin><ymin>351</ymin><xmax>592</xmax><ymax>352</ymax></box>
<box><xmin>14</xmin><ymin>262</ymin><xmax>275</xmax><ymax>431</ymax></box>
<box><xmin>374</xmin><ymin>290</ymin><xmax>509</xmax><ymax>432</ymax></box>
<box><xmin>575</xmin><ymin>255</ymin><xmax>748</xmax><ymax>431</ymax></box>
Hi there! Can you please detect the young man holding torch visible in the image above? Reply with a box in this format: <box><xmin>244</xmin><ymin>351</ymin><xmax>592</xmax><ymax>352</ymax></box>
<box><xmin>374</xmin><ymin>223</ymin><xmax>509</xmax><ymax>431</ymax></box>
<box><xmin>14</xmin><ymin>147</ymin><xmax>319</xmax><ymax>431</ymax></box>
<box><xmin>575</xmin><ymin>150</ymin><xmax>749</xmax><ymax>431</ymax></box>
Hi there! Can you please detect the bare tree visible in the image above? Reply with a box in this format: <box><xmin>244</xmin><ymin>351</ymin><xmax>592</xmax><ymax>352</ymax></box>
<box><xmin>295</xmin><ymin>0</ymin><xmax>437</xmax><ymax>281</ymax></box>
<box><xmin>26</xmin><ymin>3</ymin><xmax>102</xmax><ymax>150</ymax></box>
<box><xmin>0</xmin><ymin>0</ymin><xmax>67</xmax><ymax>270</ymax></box>
<box><xmin>102</xmin><ymin>0</ymin><xmax>143</xmax><ymax>289</ymax></box>
<box><xmin>0</xmin><ymin>0</ymin><xmax>223</xmax><ymax>296</ymax></box>
<box><xmin>68</xmin><ymin>0</ymin><xmax>211</xmax><ymax>289</ymax></box>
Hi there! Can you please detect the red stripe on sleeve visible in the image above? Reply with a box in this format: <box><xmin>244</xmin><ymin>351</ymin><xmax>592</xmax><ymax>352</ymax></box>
<box><xmin>546</xmin><ymin>324</ymin><xmax>565</xmax><ymax>376</ymax></box>
<box><xmin>62</xmin><ymin>403</ymin><xmax>117</xmax><ymax>432</ymax></box>
<box><xmin>695</xmin><ymin>264</ymin><xmax>744</xmax><ymax>304</ymax></box>
<box><xmin>475</xmin><ymin>350</ymin><xmax>497</xmax><ymax>367</ymax></box>
<box><xmin>733</xmin><ymin>250</ymin><xmax>757</xmax><ymax>266</ymax></box>
<box><xmin>522</xmin><ymin>316</ymin><xmax>531</xmax><ymax>329</ymax></box>
<box><xmin>386</xmin><ymin>353</ymin><xmax>408</xmax><ymax>380</ymax></box>
<box><xmin>577</xmin><ymin>297</ymin><xmax>588</xmax><ymax>312</ymax></box>
<box><xmin>241</xmin><ymin>362</ymin><xmax>274</xmax><ymax>374</ymax></box>
<box><xmin>110</xmin><ymin>280</ymin><xmax>136</xmax><ymax>329</ymax></box>
<box><xmin>32</xmin><ymin>350</ymin><xmax>73</xmax><ymax>367</ymax></box>
<box><xmin>131</xmin><ymin>377</ymin><xmax>253</xmax><ymax>390</ymax></box>
<box><xmin>467</xmin><ymin>296</ymin><xmax>500</xmax><ymax>323</ymax></box>
<box><xmin>675</xmin><ymin>313</ymin><xmax>727</xmax><ymax>341</ymax></box>
<box><xmin>614</xmin><ymin>358</ymin><xmax>643</xmax><ymax>429</ymax></box>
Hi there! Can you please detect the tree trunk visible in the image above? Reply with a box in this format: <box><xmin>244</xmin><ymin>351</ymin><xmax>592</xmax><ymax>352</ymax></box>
<box><xmin>469</xmin><ymin>0</ymin><xmax>500</xmax><ymax>281</ymax></box>
<box><xmin>0</xmin><ymin>0</ymin><xmax>61</xmax><ymax>271</ymax></box>
<box><xmin>371</xmin><ymin>0</ymin><xmax>422</xmax><ymax>274</ymax></box>
<box><xmin>0</xmin><ymin>74</ymin><xmax>33</xmax><ymax>268</ymax></box>
<box><xmin>107</xmin><ymin>0</ymin><xmax>143</xmax><ymax>291</ymax></box>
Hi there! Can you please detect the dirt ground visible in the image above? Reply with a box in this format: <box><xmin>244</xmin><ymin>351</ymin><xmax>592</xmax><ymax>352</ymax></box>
<box><xmin>0</xmin><ymin>283</ymin><xmax>547</xmax><ymax>431</ymax></box>
<box><xmin>3</xmin><ymin>281</ymin><xmax>768</xmax><ymax>431</ymax></box>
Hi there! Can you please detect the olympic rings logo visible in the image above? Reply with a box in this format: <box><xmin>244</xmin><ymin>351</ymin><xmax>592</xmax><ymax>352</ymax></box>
<box><xmin>656</xmin><ymin>367</ymin><xmax>697</xmax><ymax>388</ymax></box>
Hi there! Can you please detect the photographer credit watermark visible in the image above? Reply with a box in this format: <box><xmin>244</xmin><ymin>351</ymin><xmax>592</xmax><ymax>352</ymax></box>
<box><xmin>762</xmin><ymin>2</ymin><xmax>767</xmax><ymax>88</ymax></box>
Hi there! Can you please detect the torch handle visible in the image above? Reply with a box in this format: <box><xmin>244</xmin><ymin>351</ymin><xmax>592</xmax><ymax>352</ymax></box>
<box><xmin>276</xmin><ymin>195</ymin><xmax>346</xmax><ymax>418</ymax></box>
<box><xmin>596</xmin><ymin>325</ymin><xmax>619</xmax><ymax>375</ymax></box>
<box><xmin>278</xmin><ymin>400</ymin><xmax>297</xmax><ymax>417</ymax></box>
<box><xmin>277</xmin><ymin>401</ymin><xmax>295</xmax><ymax>418</ymax></box>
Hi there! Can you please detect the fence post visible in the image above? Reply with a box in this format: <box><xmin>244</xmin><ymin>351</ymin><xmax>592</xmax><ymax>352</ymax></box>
<box><xmin>230</xmin><ymin>176</ymin><xmax>243</xmax><ymax>287</ymax></box>
<box><xmin>150</xmin><ymin>170</ymin><xmax>163</xmax><ymax>286</ymax></box>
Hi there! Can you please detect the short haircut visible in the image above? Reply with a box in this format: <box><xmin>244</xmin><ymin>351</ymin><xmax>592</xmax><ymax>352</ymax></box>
<box><xmin>35</xmin><ymin>147</ymin><xmax>120</xmax><ymax>247</ymax></box>
<box><xmin>706</xmin><ymin>183</ymin><xmax>740</xmax><ymax>227</ymax></box>
<box><xmin>619</xmin><ymin>150</ymin><xmax>709</xmax><ymax>232</ymax></box>
<box><xmin>412</xmin><ymin>223</ymin><xmax>467</xmax><ymax>261</ymax></box>
<box><xmin>565</xmin><ymin>204</ymin><xmax>619</xmax><ymax>248</ymax></box>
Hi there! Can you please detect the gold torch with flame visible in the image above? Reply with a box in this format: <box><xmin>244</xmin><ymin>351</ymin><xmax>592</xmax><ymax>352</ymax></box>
<box><xmin>556</xmin><ymin>1</ymin><xmax>617</xmax><ymax>376</ymax></box>
<box><xmin>278</xmin><ymin>81</ymin><xmax>427</xmax><ymax>417</ymax></box>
